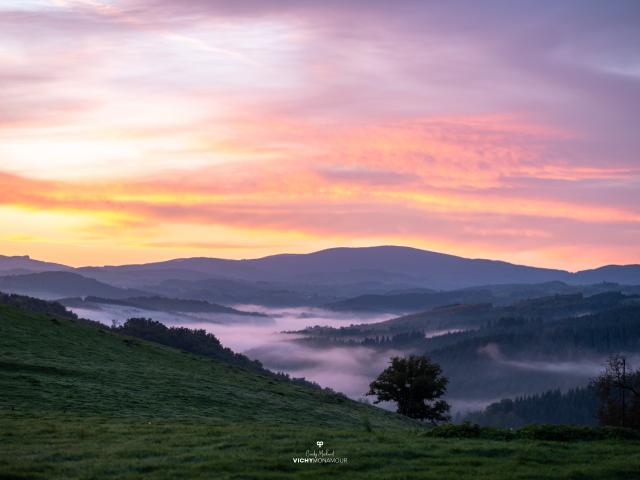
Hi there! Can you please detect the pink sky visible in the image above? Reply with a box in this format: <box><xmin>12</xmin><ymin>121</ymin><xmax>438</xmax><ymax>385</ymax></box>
<box><xmin>0</xmin><ymin>1</ymin><xmax>638</xmax><ymax>269</ymax></box>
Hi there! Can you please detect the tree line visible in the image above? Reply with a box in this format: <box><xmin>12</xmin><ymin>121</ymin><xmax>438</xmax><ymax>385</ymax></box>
<box><xmin>113</xmin><ymin>317</ymin><xmax>330</xmax><ymax>393</ymax></box>
<box><xmin>367</xmin><ymin>353</ymin><xmax>640</xmax><ymax>430</ymax></box>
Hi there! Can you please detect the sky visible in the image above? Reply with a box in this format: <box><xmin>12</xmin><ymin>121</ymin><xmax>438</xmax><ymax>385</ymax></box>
<box><xmin>0</xmin><ymin>0</ymin><xmax>639</xmax><ymax>269</ymax></box>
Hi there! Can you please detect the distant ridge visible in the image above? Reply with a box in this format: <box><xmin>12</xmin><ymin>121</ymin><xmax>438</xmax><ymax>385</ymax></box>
<box><xmin>0</xmin><ymin>254</ymin><xmax>71</xmax><ymax>274</ymax></box>
<box><xmin>1</xmin><ymin>246</ymin><xmax>639</xmax><ymax>293</ymax></box>
<box><xmin>0</xmin><ymin>271</ymin><xmax>147</xmax><ymax>299</ymax></box>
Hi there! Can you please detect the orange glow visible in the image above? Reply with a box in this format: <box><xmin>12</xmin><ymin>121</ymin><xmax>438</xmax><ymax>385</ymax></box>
<box><xmin>1</xmin><ymin>2</ymin><xmax>638</xmax><ymax>270</ymax></box>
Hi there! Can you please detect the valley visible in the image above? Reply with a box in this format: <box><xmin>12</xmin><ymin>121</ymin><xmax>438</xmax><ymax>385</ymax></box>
<box><xmin>2</xmin><ymin>295</ymin><xmax>640</xmax><ymax>479</ymax></box>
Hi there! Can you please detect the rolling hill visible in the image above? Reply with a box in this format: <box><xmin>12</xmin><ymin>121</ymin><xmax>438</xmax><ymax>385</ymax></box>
<box><xmin>77</xmin><ymin>246</ymin><xmax>570</xmax><ymax>289</ymax></box>
<box><xmin>327</xmin><ymin>282</ymin><xmax>640</xmax><ymax>313</ymax></box>
<box><xmin>294</xmin><ymin>293</ymin><xmax>640</xmax><ymax>405</ymax></box>
<box><xmin>2</xmin><ymin>296</ymin><xmax>640</xmax><ymax>479</ymax></box>
<box><xmin>303</xmin><ymin>292</ymin><xmax>640</xmax><ymax>338</ymax></box>
<box><xmin>76</xmin><ymin>246</ymin><xmax>640</xmax><ymax>289</ymax></box>
<box><xmin>0</xmin><ymin>254</ymin><xmax>71</xmax><ymax>275</ymax></box>
<box><xmin>0</xmin><ymin>299</ymin><xmax>400</xmax><ymax>425</ymax></box>
<box><xmin>2</xmin><ymin>247</ymin><xmax>640</xmax><ymax>304</ymax></box>
<box><xmin>0</xmin><ymin>296</ymin><xmax>409</xmax><ymax>479</ymax></box>
<box><xmin>59</xmin><ymin>295</ymin><xmax>267</xmax><ymax>317</ymax></box>
<box><xmin>0</xmin><ymin>271</ymin><xmax>148</xmax><ymax>300</ymax></box>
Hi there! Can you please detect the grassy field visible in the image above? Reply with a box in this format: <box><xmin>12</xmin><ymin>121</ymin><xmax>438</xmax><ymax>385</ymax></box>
<box><xmin>0</xmin><ymin>303</ymin><xmax>403</xmax><ymax>427</ymax></box>
<box><xmin>4</xmin><ymin>415</ymin><xmax>640</xmax><ymax>480</ymax></box>
<box><xmin>1</xmin><ymin>302</ymin><xmax>639</xmax><ymax>479</ymax></box>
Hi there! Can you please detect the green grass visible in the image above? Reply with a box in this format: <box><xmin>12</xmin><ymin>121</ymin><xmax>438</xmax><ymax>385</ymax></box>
<box><xmin>1</xmin><ymin>303</ymin><xmax>639</xmax><ymax>479</ymax></box>
<box><xmin>3</xmin><ymin>415</ymin><xmax>640</xmax><ymax>480</ymax></box>
<box><xmin>0</xmin><ymin>304</ymin><xmax>404</xmax><ymax>427</ymax></box>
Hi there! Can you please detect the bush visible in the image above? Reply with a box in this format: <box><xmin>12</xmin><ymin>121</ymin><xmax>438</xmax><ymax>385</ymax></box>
<box><xmin>518</xmin><ymin>424</ymin><xmax>640</xmax><ymax>441</ymax></box>
<box><xmin>427</xmin><ymin>422</ymin><xmax>481</xmax><ymax>438</ymax></box>
<box><xmin>425</xmin><ymin>422</ymin><xmax>514</xmax><ymax>440</ymax></box>
<box><xmin>422</xmin><ymin>422</ymin><xmax>640</xmax><ymax>441</ymax></box>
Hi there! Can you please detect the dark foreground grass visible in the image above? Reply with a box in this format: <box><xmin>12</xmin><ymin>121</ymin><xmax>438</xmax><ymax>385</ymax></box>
<box><xmin>2</xmin><ymin>301</ymin><xmax>640</xmax><ymax>479</ymax></box>
<box><xmin>2</xmin><ymin>414</ymin><xmax>640</xmax><ymax>480</ymax></box>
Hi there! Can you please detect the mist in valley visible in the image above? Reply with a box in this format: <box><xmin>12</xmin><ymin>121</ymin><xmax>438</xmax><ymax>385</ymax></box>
<box><xmin>70</xmin><ymin>304</ymin><xmax>403</xmax><ymax>401</ymax></box>
<box><xmin>66</xmin><ymin>302</ymin><xmax>621</xmax><ymax>416</ymax></box>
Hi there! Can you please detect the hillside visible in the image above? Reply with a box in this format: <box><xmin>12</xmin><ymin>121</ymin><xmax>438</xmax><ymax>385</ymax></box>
<box><xmin>0</xmin><ymin>254</ymin><xmax>71</xmax><ymax>274</ymax></box>
<box><xmin>293</xmin><ymin>295</ymin><xmax>640</xmax><ymax>404</ymax></box>
<box><xmin>302</xmin><ymin>292</ymin><xmax>640</xmax><ymax>338</ymax></box>
<box><xmin>60</xmin><ymin>295</ymin><xmax>267</xmax><ymax>317</ymax></box>
<box><xmin>0</xmin><ymin>271</ymin><xmax>148</xmax><ymax>300</ymax></box>
<box><xmin>328</xmin><ymin>282</ymin><xmax>640</xmax><ymax>313</ymax></box>
<box><xmin>0</xmin><ymin>302</ymin><xmax>400</xmax><ymax>426</ymax></box>
<box><xmin>463</xmin><ymin>387</ymin><xmax>598</xmax><ymax>428</ymax></box>
<box><xmin>574</xmin><ymin>265</ymin><xmax>640</xmax><ymax>285</ymax></box>
<box><xmin>2</xmin><ymin>299</ymin><xmax>640</xmax><ymax>479</ymax></box>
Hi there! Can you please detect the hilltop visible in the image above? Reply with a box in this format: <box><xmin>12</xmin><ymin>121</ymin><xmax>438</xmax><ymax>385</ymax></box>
<box><xmin>2</xmin><ymin>247</ymin><xmax>639</xmax><ymax>306</ymax></box>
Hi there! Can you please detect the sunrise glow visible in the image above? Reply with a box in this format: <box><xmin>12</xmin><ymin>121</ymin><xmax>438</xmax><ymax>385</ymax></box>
<box><xmin>1</xmin><ymin>1</ymin><xmax>638</xmax><ymax>269</ymax></box>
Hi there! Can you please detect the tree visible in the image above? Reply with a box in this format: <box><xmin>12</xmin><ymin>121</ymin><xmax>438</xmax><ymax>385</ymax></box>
<box><xmin>367</xmin><ymin>355</ymin><xmax>450</xmax><ymax>423</ymax></box>
<box><xmin>591</xmin><ymin>354</ymin><xmax>640</xmax><ymax>430</ymax></box>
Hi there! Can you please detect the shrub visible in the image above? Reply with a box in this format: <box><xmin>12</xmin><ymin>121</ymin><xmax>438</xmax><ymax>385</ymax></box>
<box><xmin>518</xmin><ymin>424</ymin><xmax>640</xmax><ymax>441</ymax></box>
<box><xmin>422</xmin><ymin>422</ymin><xmax>640</xmax><ymax>441</ymax></box>
<box><xmin>427</xmin><ymin>422</ymin><xmax>481</xmax><ymax>438</ymax></box>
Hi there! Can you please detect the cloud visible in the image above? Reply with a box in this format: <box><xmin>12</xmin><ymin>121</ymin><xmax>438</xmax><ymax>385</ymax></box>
<box><xmin>0</xmin><ymin>1</ymin><xmax>638</xmax><ymax>268</ymax></box>
<box><xmin>315</xmin><ymin>167</ymin><xmax>419</xmax><ymax>186</ymax></box>
<box><xmin>142</xmin><ymin>240</ymin><xmax>287</xmax><ymax>250</ymax></box>
<box><xmin>1</xmin><ymin>160</ymin><xmax>639</xmax><ymax>270</ymax></box>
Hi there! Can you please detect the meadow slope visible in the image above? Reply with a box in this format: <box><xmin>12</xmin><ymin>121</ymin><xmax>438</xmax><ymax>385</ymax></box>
<box><xmin>1</xmin><ymin>303</ymin><xmax>639</xmax><ymax>479</ymax></box>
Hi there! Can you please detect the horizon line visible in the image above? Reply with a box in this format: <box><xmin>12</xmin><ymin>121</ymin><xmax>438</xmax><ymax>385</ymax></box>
<box><xmin>2</xmin><ymin>245</ymin><xmax>638</xmax><ymax>273</ymax></box>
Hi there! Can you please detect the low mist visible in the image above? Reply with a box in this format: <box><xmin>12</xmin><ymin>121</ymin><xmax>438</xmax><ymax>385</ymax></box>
<box><xmin>71</xmin><ymin>304</ymin><xmax>404</xmax><ymax>401</ymax></box>
<box><xmin>70</xmin><ymin>303</ymin><xmax>625</xmax><ymax>416</ymax></box>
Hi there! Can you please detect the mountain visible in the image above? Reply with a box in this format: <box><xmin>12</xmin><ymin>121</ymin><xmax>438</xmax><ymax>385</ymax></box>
<box><xmin>77</xmin><ymin>246</ymin><xmax>571</xmax><ymax>290</ymax></box>
<box><xmin>3</xmin><ymin>247</ymin><xmax>640</xmax><ymax>303</ymax></box>
<box><xmin>300</xmin><ymin>292</ymin><xmax>640</xmax><ymax>339</ymax></box>
<box><xmin>143</xmin><ymin>277</ymin><xmax>342</xmax><ymax>307</ymax></box>
<box><xmin>0</xmin><ymin>271</ymin><xmax>148</xmax><ymax>299</ymax></box>
<box><xmin>573</xmin><ymin>265</ymin><xmax>640</xmax><ymax>285</ymax></box>
<box><xmin>326</xmin><ymin>290</ymin><xmax>493</xmax><ymax>313</ymax></box>
<box><xmin>327</xmin><ymin>281</ymin><xmax>640</xmax><ymax>313</ymax></box>
<box><xmin>74</xmin><ymin>247</ymin><xmax>640</xmax><ymax>291</ymax></box>
<box><xmin>0</xmin><ymin>254</ymin><xmax>71</xmax><ymax>275</ymax></box>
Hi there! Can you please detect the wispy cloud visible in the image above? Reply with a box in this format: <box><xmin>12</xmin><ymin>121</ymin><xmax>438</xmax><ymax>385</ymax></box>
<box><xmin>0</xmin><ymin>1</ymin><xmax>638</xmax><ymax>267</ymax></box>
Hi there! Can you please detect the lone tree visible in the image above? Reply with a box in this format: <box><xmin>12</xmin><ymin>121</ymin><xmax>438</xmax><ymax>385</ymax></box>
<box><xmin>591</xmin><ymin>354</ymin><xmax>640</xmax><ymax>430</ymax></box>
<box><xmin>367</xmin><ymin>355</ymin><xmax>450</xmax><ymax>423</ymax></box>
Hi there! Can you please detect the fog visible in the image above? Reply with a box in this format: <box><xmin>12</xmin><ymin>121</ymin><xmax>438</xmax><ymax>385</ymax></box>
<box><xmin>70</xmin><ymin>305</ymin><xmax>275</xmax><ymax>328</ymax></box>
<box><xmin>478</xmin><ymin>342</ymin><xmax>612</xmax><ymax>377</ymax></box>
<box><xmin>71</xmin><ymin>304</ymin><xmax>407</xmax><ymax>401</ymax></box>
<box><xmin>70</xmin><ymin>303</ymin><xmax>621</xmax><ymax>415</ymax></box>
<box><xmin>180</xmin><ymin>306</ymin><xmax>411</xmax><ymax>400</ymax></box>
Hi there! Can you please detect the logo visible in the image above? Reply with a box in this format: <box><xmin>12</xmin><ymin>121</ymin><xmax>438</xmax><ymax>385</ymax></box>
<box><xmin>292</xmin><ymin>440</ymin><xmax>348</xmax><ymax>465</ymax></box>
